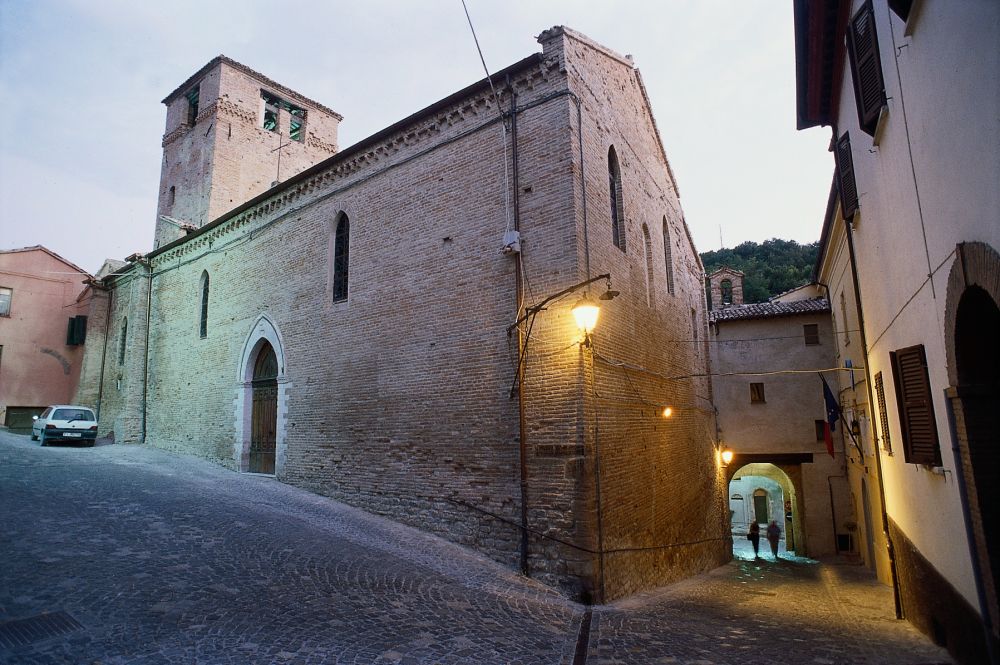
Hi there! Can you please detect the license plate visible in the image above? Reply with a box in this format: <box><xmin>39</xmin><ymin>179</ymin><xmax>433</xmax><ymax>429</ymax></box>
<box><xmin>64</xmin><ymin>432</ymin><xmax>81</xmax><ymax>438</ymax></box>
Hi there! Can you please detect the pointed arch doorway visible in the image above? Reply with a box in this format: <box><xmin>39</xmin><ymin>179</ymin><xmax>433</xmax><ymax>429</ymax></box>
<box><xmin>236</xmin><ymin>315</ymin><xmax>289</xmax><ymax>476</ymax></box>
<box><xmin>250</xmin><ymin>341</ymin><xmax>278</xmax><ymax>474</ymax></box>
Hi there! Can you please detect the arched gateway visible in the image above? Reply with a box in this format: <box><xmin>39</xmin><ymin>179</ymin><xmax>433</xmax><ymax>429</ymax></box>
<box><xmin>236</xmin><ymin>316</ymin><xmax>289</xmax><ymax>476</ymax></box>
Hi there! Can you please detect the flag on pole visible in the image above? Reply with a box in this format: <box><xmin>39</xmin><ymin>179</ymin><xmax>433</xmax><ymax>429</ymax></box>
<box><xmin>820</xmin><ymin>374</ymin><xmax>841</xmax><ymax>458</ymax></box>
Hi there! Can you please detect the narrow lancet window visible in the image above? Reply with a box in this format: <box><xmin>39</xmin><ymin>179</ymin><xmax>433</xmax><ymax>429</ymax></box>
<box><xmin>608</xmin><ymin>146</ymin><xmax>625</xmax><ymax>251</ymax></box>
<box><xmin>333</xmin><ymin>214</ymin><xmax>350</xmax><ymax>302</ymax></box>
<box><xmin>662</xmin><ymin>217</ymin><xmax>674</xmax><ymax>295</ymax></box>
<box><xmin>119</xmin><ymin>317</ymin><xmax>128</xmax><ymax>365</ymax></box>
<box><xmin>199</xmin><ymin>271</ymin><xmax>210</xmax><ymax>338</ymax></box>
<box><xmin>642</xmin><ymin>224</ymin><xmax>654</xmax><ymax>306</ymax></box>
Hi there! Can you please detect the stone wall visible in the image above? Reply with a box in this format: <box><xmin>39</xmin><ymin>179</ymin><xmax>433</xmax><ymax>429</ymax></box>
<box><xmin>890</xmin><ymin>518</ymin><xmax>992</xmax><ymax>664</ymax></box>
<box><xmin>81</xmin><ymin>29</ymin><xmax>726</xmax><ymax>601</ymax></box>
<box><xmin>550</xmin><ymin>27</ymin><xmax>728</xmax><ymax>600</ymax></box>
<box><xmin>156</xmin><ymin>58</ymin><xmax>341</xmax><ymax>249</ymax></box>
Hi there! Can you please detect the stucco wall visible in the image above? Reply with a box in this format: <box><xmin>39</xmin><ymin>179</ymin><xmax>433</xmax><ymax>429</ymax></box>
<box><xmin>0</xmin><ymin>248</ymin><xmax>90</xmax><ymax>423</ymax></box>
<box><xmin>831</xmin><ymin>0</ymin><xmax>1000</xmax><ymax>609</ymax></box>
<box><xmin>711</xmin><ymin>310</ymin><xmax>850</xmax><ymax>557</ymax></box>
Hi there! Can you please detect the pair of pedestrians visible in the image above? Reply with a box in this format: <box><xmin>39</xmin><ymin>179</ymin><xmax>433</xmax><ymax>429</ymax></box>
<box><xmin>747</xmin><ymin>520</ymin><xmax>782</xmax><ymax>559</ymax></box>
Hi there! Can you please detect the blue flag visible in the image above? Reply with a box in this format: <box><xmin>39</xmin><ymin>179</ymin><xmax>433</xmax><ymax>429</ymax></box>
<box><xmin>820</xmin><ymin>374</ymin><xmax>841</xmax><ymax>457</ymax></box>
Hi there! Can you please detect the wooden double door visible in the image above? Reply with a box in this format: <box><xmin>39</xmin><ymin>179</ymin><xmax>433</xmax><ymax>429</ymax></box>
<box><xmin>249</xmin><ymin>342</ymin><xmax>278</xmax><ymax>474</ymax></box>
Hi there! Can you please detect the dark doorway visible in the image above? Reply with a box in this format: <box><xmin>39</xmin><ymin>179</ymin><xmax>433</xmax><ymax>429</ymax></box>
<box><xmin>250</xmin><ymin>341</ymin><xmax>278</xmax><ymax>474</ymax></box>
<box><xmin>954</xmin><ymin>286</ymin><xmax>1000</xmax><ymax>610</ymax></box>
<box><xmin>753</xmin><ymin>492</ymin><xmax>769</xmax><ymax>525</ymax></box>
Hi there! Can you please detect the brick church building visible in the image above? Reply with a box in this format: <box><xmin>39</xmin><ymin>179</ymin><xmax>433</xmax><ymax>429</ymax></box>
<box><xmin>75</xmin><ymin>27</ymin><xmax>728</xmax><ymax>602</ymax></box>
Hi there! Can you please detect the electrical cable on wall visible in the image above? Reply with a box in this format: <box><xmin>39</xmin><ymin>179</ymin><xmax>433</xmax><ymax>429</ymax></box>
<box><xmin>460</xmin><ymin>0</ymin><xmax>513</xmax><ymax>236</ymax></box>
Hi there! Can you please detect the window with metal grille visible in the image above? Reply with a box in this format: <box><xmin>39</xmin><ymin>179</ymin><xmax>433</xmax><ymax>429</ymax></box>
<box><xmin>118</xmin><ymin>317</ymin><xmax>128</xmax><ymax>365</ymax></box>
<box><xmin>608</xmin><ymin>146</ymin><xmax>625</xmax><ymax>252</ymax></box>
<box><xmin>815</xmin><ymin>420</ymin><xmax>826</xmax><ymax>441</ymax></box>
<box><xmin>846</xmin><ymin>0</ymin><xmax>887</xmax><ymax>136</ymax></box>
<box><xmin>840</xmin><ymin>291</ymin><xmax>851</xmax><ymax>345</ymax></box>
<box><xmin>199</xmin><ymin>271</ymin><xmax>209</xmax><ymax>338</ymax></box>
<box><xmin>804</xmin><ymin>323</ymin><xmax>820</xmax><ymax>346</ymax></box>
<box><xmin>750</xmin><ymin>383</ymin><xmax>765</xmax><ymax>404</ymax></box>
<box><xmin>875</xmin><ymin>371</ymin><xmax>892</xmax><ymax>452</ymax></box>
<box><xmin>889</xmin><ymin>345</ymin><xmax>940</xmax><ymax>465</ymax></box>
<box><xmin>0</xmin><ymin>287</ymin><xmax>10</xmax><ymax>316</ymax></box>
<box><xmin>333</xmin><ymin>214</ymin><xmax>350</xmax><ymax>302</ymax></box>
<box><xmin>835</xmin><ymin>133</ymin><xmax>859</xmax><ymax>220</ymax></box>
<box><xmin>662</xmin><ymin>217</ymin><xmax>674</xmax><ymax>295</ymax></box>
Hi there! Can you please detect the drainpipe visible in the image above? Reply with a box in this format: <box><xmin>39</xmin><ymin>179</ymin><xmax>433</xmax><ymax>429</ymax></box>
<box><xmin>95</xmin><ymin>281</ymin><xmax>112</xmax><ymax>422</ymax></box>
<box><xmin>141</xmin><ymin>258</ymin><xmax>152</xmax><ymax>444</ymax></box>
<box><xmin>507</xmin><ymin>84</ymin><xmax>530</xmax><ymax>577</ymax></box>
<box><xmin>843</xmin><ymin>206</ymin><xmax>902</xmax><ymax>619</ymax></box>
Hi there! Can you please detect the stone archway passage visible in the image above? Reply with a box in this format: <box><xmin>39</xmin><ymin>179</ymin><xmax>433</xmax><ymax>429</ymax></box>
<box><xmin>953</xmin><ymin>285</ymin><xmax>1000</xmax><ymax>623</ymax></box>
<box><xmin>249</xmin><ymin>341</ymin><xmax>278</xmax><ymax>474</ymax></box>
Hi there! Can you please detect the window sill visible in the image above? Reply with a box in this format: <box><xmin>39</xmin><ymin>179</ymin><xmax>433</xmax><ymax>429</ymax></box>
<box><xmin>872</xmin><ymin>105</ymin><xmax>889</xmax><ymax>147</ymax></box>
<box><xmin>904</xmin><ymin>0</ymin><xmax>923</xmax><ymax>36</ymax></box>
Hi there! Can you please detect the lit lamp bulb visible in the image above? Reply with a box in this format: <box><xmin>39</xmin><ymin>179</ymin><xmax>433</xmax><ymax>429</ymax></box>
<box><xmin>572</xmin><ymin>294</ymin><xmax>600</xmax><ymax>345</ymax></box>
<box><xmin>720</xmin><ymin>448</ymin><xmax>734</xmax><ymax>466</ymax></box>
<box><xmin>662</xmin><ymin>406</ymin><xmax>673</xmax><ymax>418</ymax></box>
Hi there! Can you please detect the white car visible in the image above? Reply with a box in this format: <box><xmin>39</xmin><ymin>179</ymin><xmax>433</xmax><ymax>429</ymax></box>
<box><xmin>31</xmin><ymin>405</ymin><xmax>98</xmax><ymax>446</ymax></box>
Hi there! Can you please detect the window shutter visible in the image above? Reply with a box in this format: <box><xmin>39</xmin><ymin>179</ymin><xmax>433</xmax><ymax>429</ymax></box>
<box><xmin>74</xmin><ymin>315</ymin><xmax>87</xmax><ymax>345</ymax></box>
<box><xmin>889</xmin><ymin>345</ymin><xmax>941</xmax><ymax>465</ymax></box>
<box><xmin>847</xmin><ymin>0</ymin><xmax>887</xmax><ymax>136</ymax></box>
<box><xmin>66</xmin><ymin>316</ymin><xmax>88</xmax><ymax>345</ymax></box>
<box><xmin>835</xmin><ymin>133</ymin><xmax>859</xmax><ymax>220</ymax></box>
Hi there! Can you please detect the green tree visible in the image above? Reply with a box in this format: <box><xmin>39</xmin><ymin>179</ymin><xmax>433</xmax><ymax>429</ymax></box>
<box><xmin>700</xmin><ymin>239</ymin><xmax>819</xmax><ymax>303</ymax></box>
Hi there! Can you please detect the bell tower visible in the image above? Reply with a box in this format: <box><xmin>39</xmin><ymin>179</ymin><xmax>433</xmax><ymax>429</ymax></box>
<box><xmin>154</xmin><ymin>56</ymin><xmax>342</xmax><ymax>249</ymax></box>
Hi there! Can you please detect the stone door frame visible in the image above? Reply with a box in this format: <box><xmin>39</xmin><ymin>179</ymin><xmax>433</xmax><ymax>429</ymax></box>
<box><xmin>235</xmin><ymin>315</ymin><xmax>290</xmax><ymax>477</ymax></box>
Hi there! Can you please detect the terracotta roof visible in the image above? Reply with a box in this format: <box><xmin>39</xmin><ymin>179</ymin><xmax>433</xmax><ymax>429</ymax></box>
<box><xmin>709</xmin><ymin>298</ymin><xmax>830</xmax><ymax>323</ymax></box>
<box><xmin>0</xmin><ymin>245</ymin><xmax>92</xmax><ymax>278</ymax></box>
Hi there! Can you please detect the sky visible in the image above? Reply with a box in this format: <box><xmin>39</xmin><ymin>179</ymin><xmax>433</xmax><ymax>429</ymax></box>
<box><xmin>0</xmin><ymin>0</ymin><xmax>834</xmax><ymax>276</ymax></box>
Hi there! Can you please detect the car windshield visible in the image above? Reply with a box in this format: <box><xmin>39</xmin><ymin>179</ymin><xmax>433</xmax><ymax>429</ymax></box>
<box><xmin>52</xmin><ymin>409</ymin><xmax>95</xmax><ymax>422</ymax></box>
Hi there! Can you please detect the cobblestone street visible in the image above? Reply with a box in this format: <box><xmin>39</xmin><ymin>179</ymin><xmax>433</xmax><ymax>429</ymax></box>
<box><xmin>0</xmin><ymin>431</ymin><xmax>951</xmax><ymax>664</ymax></box>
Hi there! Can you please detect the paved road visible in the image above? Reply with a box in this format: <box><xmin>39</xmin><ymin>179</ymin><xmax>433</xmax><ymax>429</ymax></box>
<box><xmin>0</xmin><ymin>431</ymin><xmax>951</xmax><ymax>664</ymax></box>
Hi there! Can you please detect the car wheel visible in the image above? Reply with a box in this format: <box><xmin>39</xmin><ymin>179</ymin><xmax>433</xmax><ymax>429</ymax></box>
<box><xmin>30</xmin><ymin>432</ymin><xmax>38</xmax><ymax>441</ymax></box>
<box><xmin>39</xmin><ymin>432</ymin><xmax>47</xmax><ymax>447</ymax></box>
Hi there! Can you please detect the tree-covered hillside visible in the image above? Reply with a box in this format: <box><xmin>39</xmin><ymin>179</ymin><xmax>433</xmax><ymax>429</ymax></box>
<box><xmin>700</xmin><ymin>239</ymin><xmax>819</xmax><ymax>304</ymax></box>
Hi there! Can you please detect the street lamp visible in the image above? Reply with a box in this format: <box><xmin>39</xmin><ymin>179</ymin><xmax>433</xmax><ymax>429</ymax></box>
<box><xmin>572</xmin><ymin>294</ymin><xmax>600</xmax><ymax>346</ymax></box>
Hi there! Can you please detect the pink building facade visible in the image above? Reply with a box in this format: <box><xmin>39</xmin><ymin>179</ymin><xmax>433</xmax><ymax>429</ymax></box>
<box><xmin>0</xmin><ymin>246</ymin><xmax>92</xmax><ymax>430</ymax></box>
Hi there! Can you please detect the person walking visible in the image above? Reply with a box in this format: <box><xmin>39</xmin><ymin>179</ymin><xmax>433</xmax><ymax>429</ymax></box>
<box><xmin>747</xmin><ymin>521</ymin><xmax>761</xmax><ymax>558</ymax></box>
<box><xmin>766</xmin><ymin>520</ymin><xmax>782</xmax><ymax>559</ymax></box>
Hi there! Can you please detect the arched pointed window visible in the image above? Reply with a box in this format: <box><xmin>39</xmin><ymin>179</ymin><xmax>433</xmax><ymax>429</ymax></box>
<box><xmin>608</xmin><ymin>146</ymin><xmax>625</xmax><ymax>251</ymax></box>
<box><xmin>662</xmin><ymin>217</ymin><xmax>674</xmax><ymax>295</ymax></box>
<box><xmin>642</xmin><ymin>224</ymin><xmax>654</xmax><ymax>306</ymax></box>
<box><xmin>721</xmin><ymin>279</ymin><xmax>733</xmax><ymax>305</ymax></box>
<box><xmin>118</xmin><ymin>317</ymin><xmax>128</xmax><ymax>365</ymax></box>
<box><xmin>333</xmin><ymin>213</ymin><xmax>350</xmax><ymax>302</ymax></box>
<box><xmin>199</xmin><ymin>271</ymin><xmax>210</xmax><ymax>338</ymax></box>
